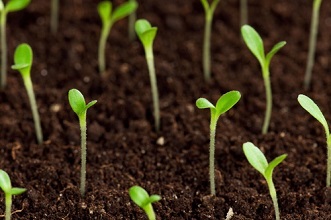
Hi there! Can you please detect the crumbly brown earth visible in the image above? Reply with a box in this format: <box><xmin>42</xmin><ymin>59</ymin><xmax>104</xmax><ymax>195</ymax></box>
<box><xmin>1</xmin><ymin>0</ymin><xmax>331</xmax><ymax>219</ymax></box>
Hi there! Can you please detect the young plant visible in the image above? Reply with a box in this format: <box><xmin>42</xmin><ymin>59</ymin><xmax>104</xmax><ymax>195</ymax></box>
<box><xmin>200</xmin><ymin>0</ymin><xmax>220</xmax><ymax>82</ymax></box>
<box><xmin>129</xmin><ymin>185</ymin><xmax>161</xmax><ymax>220</ymax></box>
<box><xmin>303</xmin><ymin>0</ymin><xmax>323</xmax><ymax>90</ymax></box>
<box><xmin>240</xmin><ymin>0</ymin><xmax>248</xmax><ymax>26</ymax></box>
<box><xmin>196</xmin><ymin>91</ymin><xmax>241</xmax><ymax>195</ymax></box>
<box><xmin>11</xmin><ymin>43</ymin><xmax>43</xmax><ymax>144</ymax></box>
<box><xmin>97</xmin><ymin>0</ymin><xmax>138</xmax><ymax>75</ymax></box>
<box><xmin>68</xmin><ymin>88</ymin><xmax>97</xmax><ymax>197</ymax></box>
<box><xmin>298</xmin><ymin>94</ymin><xmax>331</xmax><ymax>186</ymax></box>
<box><xmin>50</xmin><ymin>0</ymin><xmax>59</xmax><ymax>34</ymax></box>
<box><xmin>241</xmin><ymin>25</ymin><xmax>286</xmax><ymax>134</ymax></box>
<box><xmin>135</xmin><ymin>19</ymin><xmax>160</xmax><ymax>132</ymax></box>
<box><xmin>0</xmin><ymin>0</ymin><xmax>30</xmax><ymax>88</ymax></box>
<box><xmin>0</xmin><ymin>169</ymin><xmax>26</xmax><ymax>220</ymax></box>
<box><xmin>243</xmin><ymin>142</ymin><xmax>287</xmax><ymax>220</ymax></box>
<box><xmin>128</xmin><ymin>0</ymin><xmax>137</xmax><ymax>41</ymax></box>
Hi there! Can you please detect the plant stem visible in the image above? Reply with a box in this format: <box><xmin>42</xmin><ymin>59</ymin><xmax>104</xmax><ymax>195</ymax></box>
<box><xmin>209</xmin><ymin>117</ymin><xmax>217</xmax><ymax>196</ymax></box>
<box><xmin>79</xmin><ymin>116</ymin><xmax>87</xmax><ymax>197</ymax></box>
<box><xmin>145</xmin><ymin>47</ymin><xmax>160</xmax><ymax>132</ymax></box>
<box><xmin>5</xmin><ymin>193</ymin><xmax>11</xmax><ymax>220</ymax></box>
<box><xmin>98</xmin><ymin>23</ymin><xmax>112</xmax><ymax>75</ymax></box>
<box><xmin>1</xmin><ymin>11</ymin><xmax>7</xmax><ymax>89</ymax></box>
<box><xmin>262</xmin><ymin>67</ymin><xmax>272</xmax><ymax>134</ymax></box>
<box><xmin>304</xmin><ymin>0</ymin><xmax>322</xmax><ymax>90</ymax></box>
<box><xmin>240</xmin><ymin>0</ymin><xmax>248</xmax><ymax>26</ymax></box>
<box><xmin>23</xmin><ymin>75</ymin><xmax>43</xmax><ymax>144</ymax></box>
<box><xmin>128</xmin><ymin>0</ymin><xmax>136</xmax><ymax>41</ymax></box>
<box><xmin>327</xmin><ymin>136</ymin><xmax>331</xmax><ymax>187</ymax></box>
<box><xmin>143</xmin><ymin>204</ymin><xmax>156</xmax><ymax>220</ymax></box>
<box><xmin>203</xmin><ymin>14</ymin><xmax>212</xmax><ymax>82</ymax></box>
<box><xmin>268</xmin><ymin>179</ymin><xmax>280</xmax><ymax>220</ymax></box>
<box><xmin>50</xmin><ymin>0</ymin><xmax>59</xmax><ymax>34</ymax></box>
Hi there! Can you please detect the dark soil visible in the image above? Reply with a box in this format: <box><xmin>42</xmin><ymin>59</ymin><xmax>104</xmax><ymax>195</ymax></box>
<box><xmin>1</xmin><ymin>0</ymin><xmax>331</xmax><ymax>219</ymax></box>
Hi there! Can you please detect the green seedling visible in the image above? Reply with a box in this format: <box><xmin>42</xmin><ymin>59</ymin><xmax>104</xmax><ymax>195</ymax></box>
<box><xmin>243</xmin><ymin>142</ymin><xmax>287</xmax><ymax>220</ymax></box>
<box><xmin>298</xmin><ymin>94</ymin><xmax>331</xmax><ymax>186</ymax></box>
<box><xmin>241</xmin><ymin>25</ymin><xmax>286</xmax><ymax>134</ymax></box>
<box><xmin>68</xmin><ymin>88</ymin><xmax>97</xmax><ymax>197</ymax></box>
<box><xmin>0</xmin><ymin>169</ymin><xmax>26</xmax><ymax>220</ymax></box>
<box><xmin>97</xmin><ymin>0</ymin><xmax>138</xmax><ymax>75</ymax></box>
<box><xmin>0</xmin><ymin>0</ymin><xmax>30</xmax><ymax>88</ymax></box>
<box><xmin>11</xmin><ymin>43</ymin><xmax>43</xmax><ymax>144</ymax></box>
<box><xmin>50</xmin><ymin>0</ymin><xmax>59</xmax><ymax>34</ymax></box>
<box><xmin>128</xmin><ymin>0</ymin><xmax>137</xmax><ymax>40</ymax></box>
<box><xmin>129</xmin><ymin>185</ymin><xmax>161</xmax><ymax>220</ymax></box>
<box><xmin>135</xmin><ymin>19</ymin><xmax>160</xmax><ymax>132</ymax></box>
<box><xmin>240</xmin><ymin>0</ymin><xmax>248</xmax><ymax>26</ymax></box>
<box><xmin>200</xmin><ymin>0</ymin><xmax>220</xmax><ymax>81</ymax></box>
<box><xmin>304</xmin><ymin>0</ymin><xmax>323</xmax><ymax>90</ymax></box>
<box><xmin>196</xmin><ymin>91</ymin><xmax>241</xmax><ymax>195</ymax></box>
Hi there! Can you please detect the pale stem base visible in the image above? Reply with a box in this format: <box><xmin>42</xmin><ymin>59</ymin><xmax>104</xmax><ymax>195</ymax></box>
<box><xmin>51</xmin><ymin>0</ymin><xmax>59</xmax><ymax>34</ymax></box>
<box><xmin>98</xmin><ymin>26</ymin><xmax>111</xmax><ymax>75</ymax></box>
<box><xmin>268</xmin><ymin>179</ymin><xmax>280</xmax><ymax>220</ymax></box>
<box><xmin>209</xmin><ymin>118</ymin><xmax>217</xmax><ymax>195</ymax></box>
<box><xmin>327</xmin><ymin>142</ymin><xmax>331</xmax><ymax>187</ymax></box>
<box><xmin>5</xmin><ymin>193</ymin><xmax>11</xmax><ymax>220</ymax></box>
<box><xmin>79</xmin><ymin>118</ymin><xmax>87</xmax><ymax>197</ymax></box>
<box><xmin>128</xmin><ymin>10</ymin><xmax>136</xmax><ymax>41</ymax></box>
<box><xmin>1</xmin><ymin>13</ymin><xmax>7</xmax><ymax>89</ymax></box>
<box><xmin>203</xmin><ymin>16</ymin><xmax>212</xmax><ymax>82</ymax></box>
<box><xmin>143</xmin><ymin>204</ymin><xmax>156</xmax><ymax>220</ymax></box>
<box><xmin>262</xmin><ymin>72</ymin><xmax>272</xmax><ymax>134</ymax></box>
<box><xmin>240</xmin><ymin>0</ymin><xmax>248</xmax><ymax>26</ymax></box>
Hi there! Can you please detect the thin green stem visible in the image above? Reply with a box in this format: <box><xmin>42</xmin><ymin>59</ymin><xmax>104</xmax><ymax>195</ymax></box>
<box><xmin>23</xmin><ymin>76</ymin><xmax>43</xmax><ymax>144</ymax></box>
<box><xmin>145</xmin><ymin>48</ymin><xmax>160</xmax><ymax>132</ymax></box>
<box><xmin>128</xmin><ymin>1</ymin><xmax>136</xmax><ymax>41</ymax></box>
<box><xmin>327</xmin><ymin>136</ymin><xmax>331</xmax><ymax>187</ymax></box>
<box><xmin>79</xmin><ymin>116</ymin><xmax>87</xmax><ymax>197</ymax></box>
<box><xmin>143</xmin><ymin>204</ymin><xmax>156</xmax><ymax>220</ymax></box>
<box><xmin>304</xmin><ymin>0</ymin><xmax>322</xmax><ymax>90</ymax></box>
<box><xmin>1</xmin><ymin>12</ymin><xmax>7</xmax><ymax>89</ymax></box>
<box><xmin>209</xmin><ymin>117</ymin><xmax>217</xmax><ymax>196</ymax></box>
<box><xmin>267</xmin><ymin>179</ymin><xmax>280</xmax><ymax>220</ymax></box>
<box><xmin>5</xmin><ymin>193</ymin><xmax>11</xmax><ymax>220</ymax></box>
<box><xmin>240</xmin><ymin>0</ymin><xmax>248</xmax><ymax>26</ymax></box>
<box><xmin>51</xmin><ymin>0</ymin><xmax>59</xmax><ymax>34</ymax></box>
<box><xmin>98</xmin><ymin>24</ymin><xmax>112</xmax><ymax>75</ymax></box>
<box><xmin>203</xmin><ymin>14</ymin><xmax>212</xmax><ymax>82</ymax></box>
<box><xmin>262</xmin><ymin>67</ymin><xmax>272</xmax><ymax>134</ymax></box>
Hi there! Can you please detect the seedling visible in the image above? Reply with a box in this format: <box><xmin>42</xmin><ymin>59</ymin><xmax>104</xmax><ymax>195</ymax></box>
<box><xmin>241</xmin><ymin>25</ymin><xmax>286</xmax><ymax>134</ymax></box>
<box><xmin>0</xmin><ymin>169</ymin><xmax>26</xmax><ymax>220</ymax></box>
<box><xmin>129</xmin><ymin>185</ymin><xmax>161</xmax><ymax>220</ymax></box>
<box><xmin>50</xmin><ymin>0</ymin><xmax>59</xmax><ymax>34</ymax></box>
<box><xmin>243</xmin><ymin>142</ymin><xmax>287</xmax><ymax>220</ymax></box>
<box><xmin>303</xmin><ymin>0</ymin><xmax>323</xmax><ymax>90</ymax></box>
<box><xmin>97</xmin><ymin>0</ymin><xmax>138</xmax><ymax>75</ymax></box>
<box><xmin>298</xmin><ymin>94</ymin><xmax>331</xmax><ymax>186</ymax></box>
<box><xmin>11</xmin><ymin>43</ymin><xmax>43</xmax><ymax>144</ymax></box>
<box><xmin>128</xmin><ymin>0</ymin><xmax>137</xmax><ymax>40</ymax></box>
<box><xmin>68</xmin><ymin>88</ymin><xmax>97</xmax><ymax>196</ymax></box>
<box><xmin>135</xmin><ymin>19</ymin><xmax>160</xmax><ymax>131</ymax></box>
<box><xmin>240</xmin><ymin>0</ymin><xmax>248</xmax><ymax>26</ymax></box>
<box><xmin>0</xmin><ymin>0</ymin><xmax>30</xmax><ymax>88</ymax></box>
<box><xmin>196</xmin><ymin>91</ymin><xmax>241</xmax><ymax>195</ymax></box>
<box><xmin>200</xmin><ymin>0</ymin><xmax>220</xmax><ymax>81</ymax></box>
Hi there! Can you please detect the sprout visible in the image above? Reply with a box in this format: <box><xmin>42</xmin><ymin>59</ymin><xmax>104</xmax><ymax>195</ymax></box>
<box><xmin>0</xmin><ymin>0</ymin><xmax>30</xmax><ymax>88</ymax></box>
<box><xmin>97</xmin><ymin>0</ymin><xmax>138</xmax><ymax>75</ymax></box>
<box><xmin>303</xmin><ymin>0</ymin><xmax>323</xmax><ymax>90</ymax></box>
<box><xmin>128</xmin><ymin>0</ymin><xmax>137</xmax><ymax>41</ymax></box>
<box><xmin>129</xmin><ymin>185</ymin><xmax>161</xmax><ymax>220</ymax></box>
<box><xmin>241</xmin><ymin>25</ymin><xmax>286</xmax><ymax>134</ymax></box>
<box><xmin>50</xmin><ymin>0</ymin><xmax>59</xmax><ymax>34</ymax></box>
<box><xmin>0</xmin><ymin>169</ymin><xmax>26</xmax><ymax>220</ymax></box>
<box><xmin>11</xmin><ymin>43</ymin><xmax>43</xmax><ymax>144</ymax></box>
<box><xmin>240</xmin><ymin>0</ymin><xmax>248</xmax><ymax>26</ymax></box>
<box><xmin>200</xmin><ymin>0</ymin><xmax>220</xmax><ymax>82</ymax></box>
<box><xmin>135</xmin><ymin>19</ymin><xmax>160</xmax><ymax>132</ymax></box>
<box><xmin>68</xmin><ymin>89</ymin><xmax>97</xmax><ymax>196</ymax></box>
<box><xmin>196</xmin><ymin>91</ymin><xmax>241</xmax><ymax>195</ymax></box>
<box><xmin>297</xmin><ymin>94</ymin><xmax>331</xmax><ymax>186</ymax></box>
<box><xmin>243</xmin><ymin>142</ymin><xmax>287</xmax><ymax>220</ymax></box>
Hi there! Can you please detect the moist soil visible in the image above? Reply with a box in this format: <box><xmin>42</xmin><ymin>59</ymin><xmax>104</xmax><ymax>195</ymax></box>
<box><xmin>1</xmin><ymin>0</ymin><xmax>331</xmax><ymax>219</ymax></box>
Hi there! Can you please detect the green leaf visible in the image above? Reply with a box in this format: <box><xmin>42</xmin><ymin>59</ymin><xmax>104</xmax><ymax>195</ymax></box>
<box><xmin>5</xmin><ymin>0</ymin><xmax>30</xmax><ymax>12</ymax></box>
<box><xmin>129</xmin><ymin>185</ymin><xmax>150</xmax><ymax>208</ymax></box>
<box><xmin>68</xmin><ymin>89</ymin><xmax>87</xmax><ymax>117</ymax></box>
<box><xmin>241</xmin><ymin>25</ymin><xmax>265</xmax><ymax>66</ymax></box>
<box><xmin>215</xmin><ymin>91</ymin><xmax>241</xmax><ymax>116</ymax></box>
<box><xmin>196</xmin><ymin>98</ymin><xmax>215</xmax><ymax>109</ymax></box>
<box><xmin>264</xmin><ymin>154</ymin><xmax>287</xmax><ymax>181</ymax></box>
<box><xmin>265</xmin><ymin>41</ymin><xmax>286</xmax><ymax>65</ymax></box>
<box><xmin>147</xmin><ymin>194</ymin><xmax>161</xmax><ymax>204</ymax></box>
<box><xmin>9</xmin><ymin>187</ymin><xmax>27</xmax><ymax>195</ymax></box>
<box><xmin>11</xmin><ymin>43</ymin><xmax>33</xmax><ymax>77</ymax></box>
<box><xmin>243</xmin><ymin>142</ymin><xmax>268</xmax><ymax>175</ymax></box>
<box><xmin>298</xmin><ymin>94</ymin><xmax>329</xmax><ymax>134</ymax></box>
<box><xmin>0</xmin><ymin>170</ymin><xmax>12</xmax><ymax>193</ymax></box>
<box><xmin>135</xmin><ymin>19</ymin><xmax>157</xmax><ymax>49</ymax></box>
<box><xmin>111</xmin><ymin>1</ymin><xmax>137</xmax><ymax>24</ymax></box>
<box><xmin>97</xmin><ymin>1</ymin><xmax>112</xmax><ymax>27</ymax></box>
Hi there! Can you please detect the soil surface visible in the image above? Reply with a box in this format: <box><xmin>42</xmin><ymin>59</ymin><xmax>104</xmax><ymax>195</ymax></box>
<box><xmin>1</xmin><ymin>0</ymin><xmax>331</xmax><ymax>219</ymax></box>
